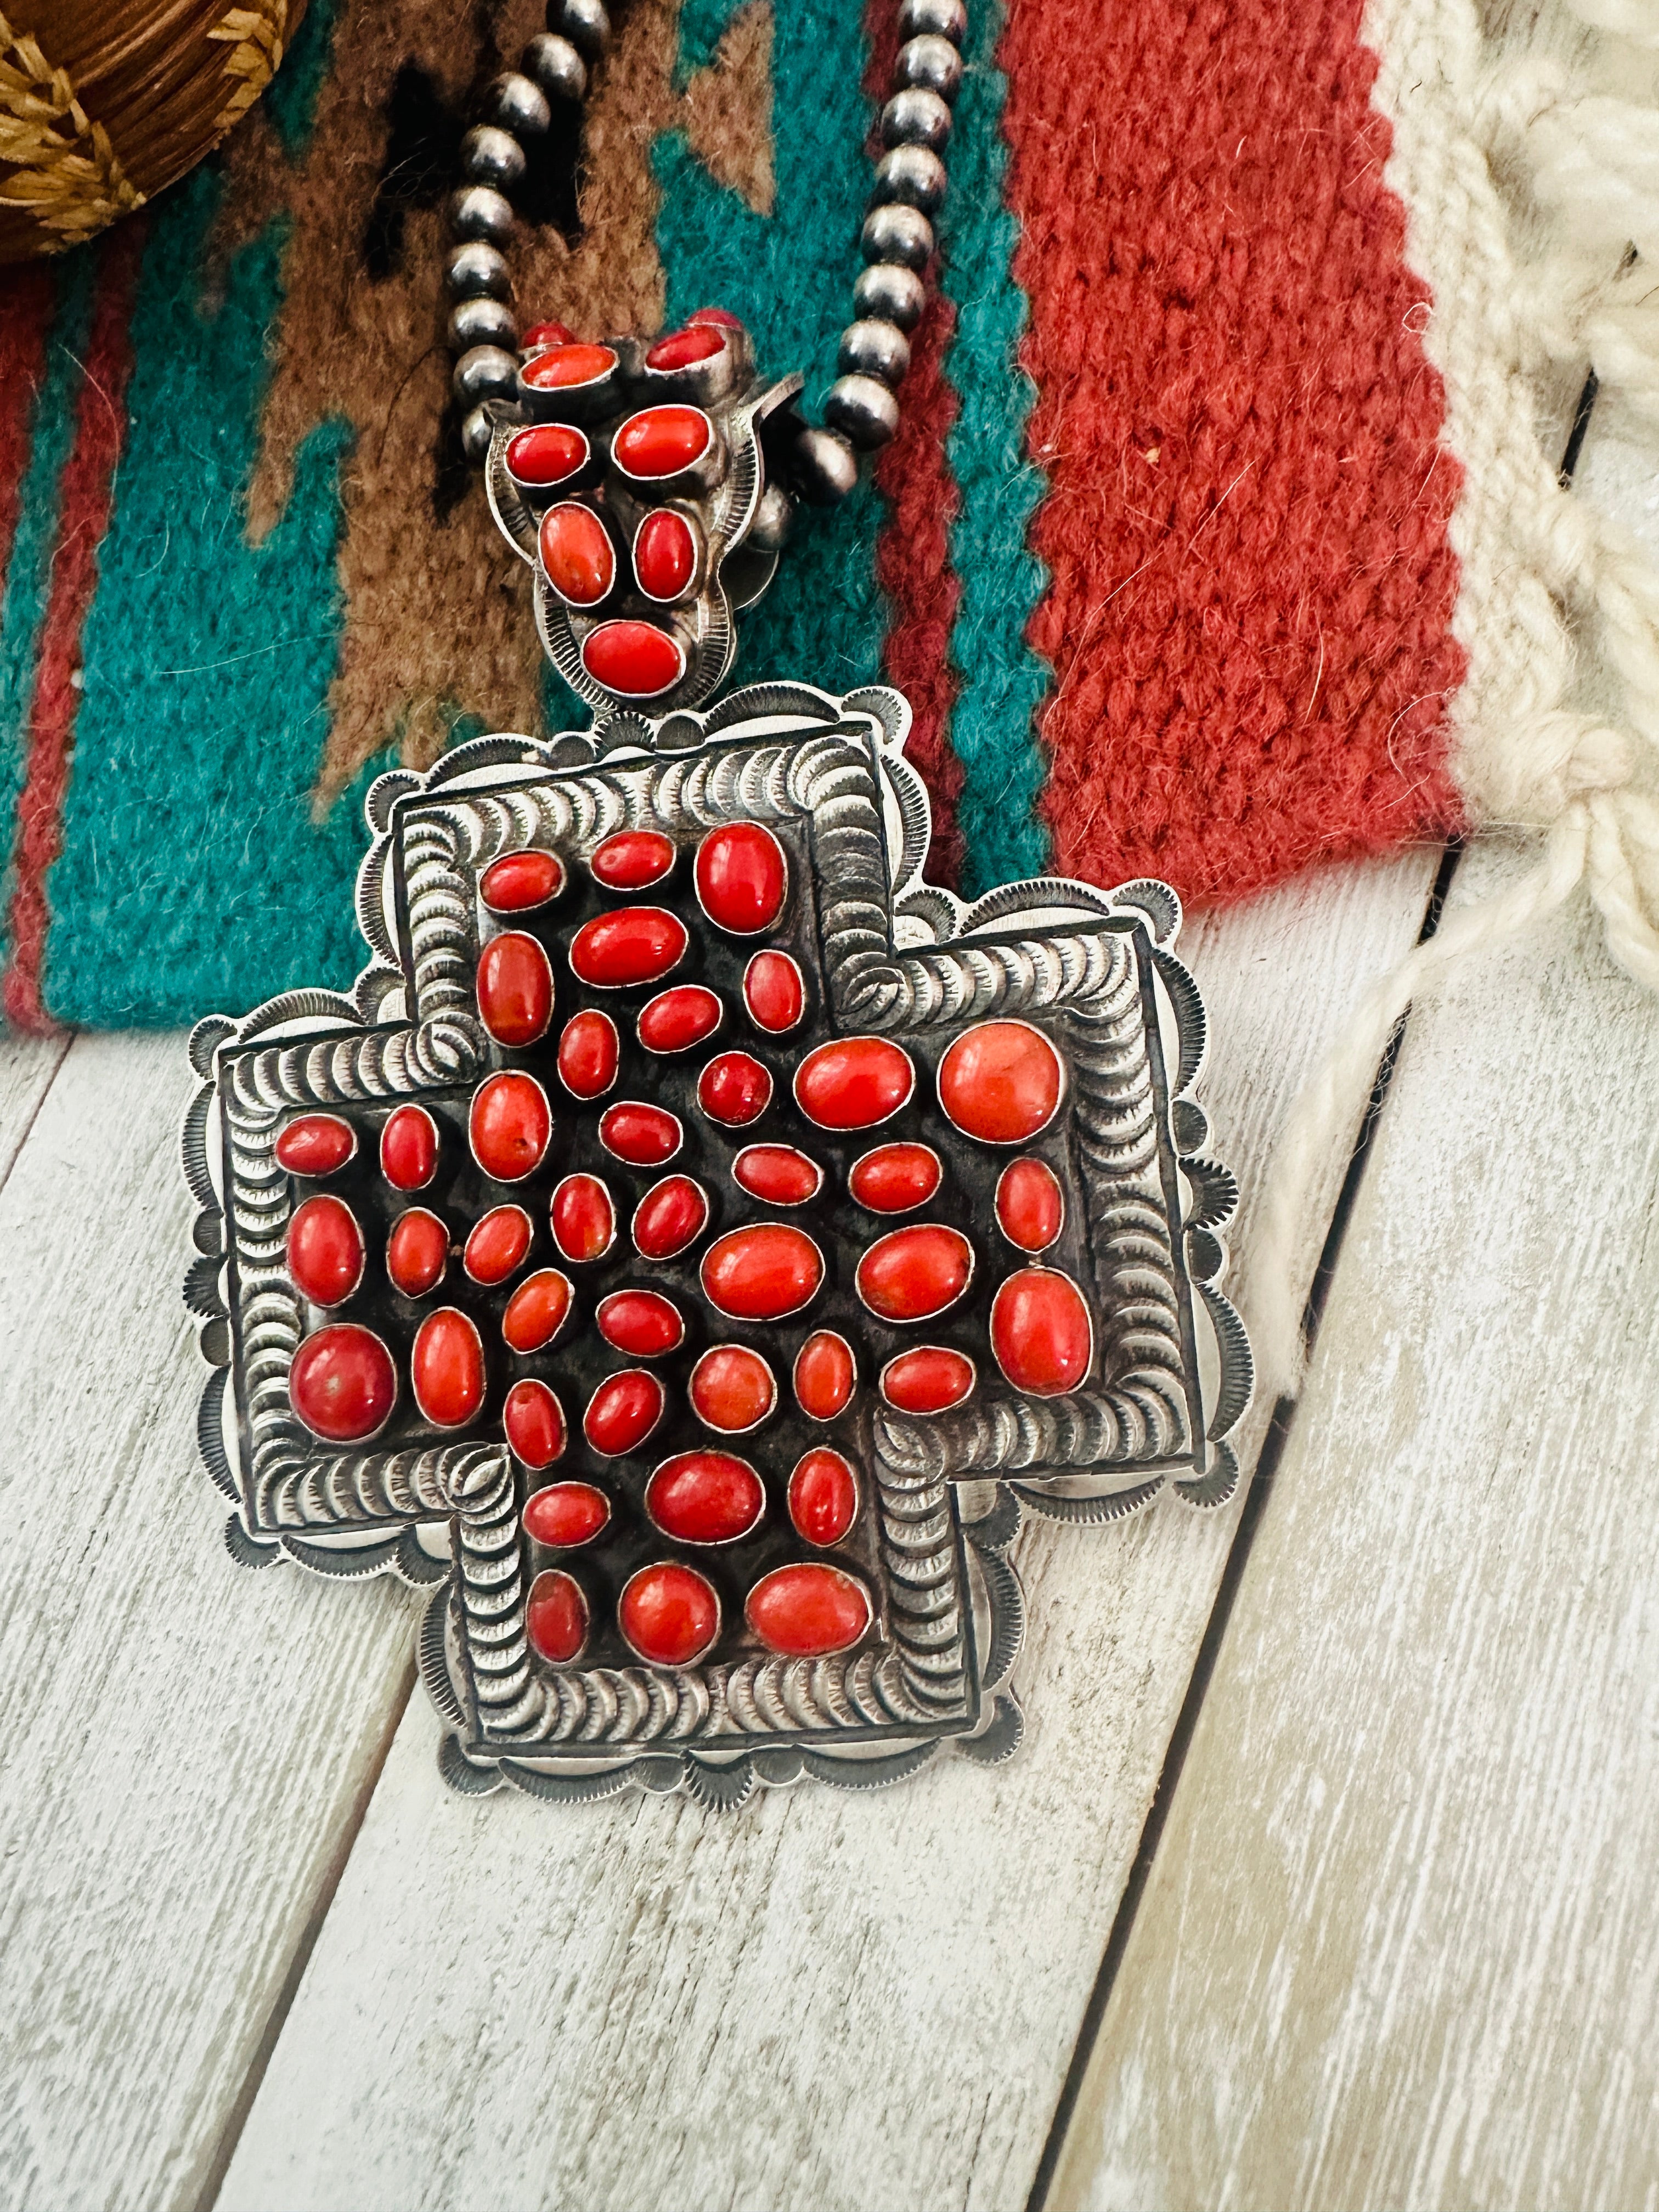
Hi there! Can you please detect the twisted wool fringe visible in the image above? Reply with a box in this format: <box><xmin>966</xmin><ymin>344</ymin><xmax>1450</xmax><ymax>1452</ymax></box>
<box><xmin>1249</xmin><ymin>0</ymin><xmax>1659</xmax><ymax>1394</ymax></box>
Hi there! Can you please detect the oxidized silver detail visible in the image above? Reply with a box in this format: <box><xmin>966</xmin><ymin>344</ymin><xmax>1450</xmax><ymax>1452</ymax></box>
<box><xmin>184</xmin><ymin>684</ymin><xmax>1250</xmax><ymax>1807</ymax></box>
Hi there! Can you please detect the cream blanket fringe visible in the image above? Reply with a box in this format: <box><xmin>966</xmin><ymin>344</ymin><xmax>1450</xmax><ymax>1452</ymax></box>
<box><xmin>1251</xmin><ymin>0</ymin><xmax>1659</xmax><ymax>1392</ymax></box>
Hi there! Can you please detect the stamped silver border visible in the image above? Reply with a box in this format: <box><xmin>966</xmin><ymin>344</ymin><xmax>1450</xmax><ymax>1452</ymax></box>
<box><xmin>183</xmin><ymin>681</ymin><xmax>1251</xmax><ymax>1809</ymax></box>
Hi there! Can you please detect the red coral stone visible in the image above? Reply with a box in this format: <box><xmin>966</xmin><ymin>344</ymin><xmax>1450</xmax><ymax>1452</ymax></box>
<box><xmin>480</xmin><ymin>848</ymin><xmax>565</xmax><ymax>912</ymax></box>
<box><xmin>504</xmin><ymin>1377</ymin><xmax>566</xmax><ymax>1469</ymax></box>
<box><xmin>470</xmin><ymin>1071</ymin><xmax>551</xmax><ymax>1183</ymax></box>
<box><xmin>477</xmin><ymin>929</ymin><xmax>554</xmax><ymax>1047</ymax></box>
<box><xmin>645</xmin><ymin>325</ymin><xmax>726</xmax><ymax>370</ymax></box>
<box><xmin>411</xmin><ymin>1307</ymin><xmax>486</xmax><ymax>1430</ymax></box>
<box><xmin>995</xmin><ymin>1156</ymin><xmax>1065</xmax><ymax>1252</ymax></box>
<box><xmin>849</xmin><ymin>1141</ymin><xmax>941</xmax><ymax>1214</ymax></box>
<box><xmin>386</xmin><ymin>1207</ymin><xmax>449</xmax><ymax>1298</ymax></box>
<box><xmin>522</xmin><ymin>341</ymin><xmax>617</xmax><ymax>388</ymax></box>
<box><xmin>503</xmin><ymin>422</ymin><xmax>587</xmax><ymax>488</ymax></box>
<box><xmin>275</xmin><ymin>1113</ymin><xmax>356</xmax><ymax>1176</ymax></box>
<box><xmin>788</xmin><ymin>1448</ymin><xmax>859</xmax><ymax>1545</ymax></box>
<box><xmin>596</xmin><ymin>1288</ymin><xmax>685</xmax><ymax>1357</ymax></box>
<box><xmin>634</xmin><ymin>509</ymin><xmax>697</xmax><ymax>601</ymax></box>
<box><xmin>287</xmin><ymin>1194</ymin><xmax>365</xmax><ymax>1306</ymax></box>
<box><xmin>637</xmin><ymin>983</ymin><xmax>721</xmax><ymax>1054</ymax></box>
<box><xmin>938</xmin><ymin>1019</ymin><xmax>1065</xmax><ymax>1144</ymax></box>
<box><xmin>557</xmin><ymin>1008</ymin><xmax>619</xmax><ymax>1099</ymax></box>
<box><xmin>793</xmin><ymin>1330</ymin><xmax>855</xmax><ymax>1420</ymax></box>
<box><xmin>646</xmin><ymin>1451</ymin><xmax>765</xmax><ymax>1544</ymax></box>
<box><xmin>613</xmin><ymin>403</ymin><xmax>712</xmax><ymax>477</ymax></box>
<box><xmin>519</xmin><ymin>319</ymin><xmax>577</xmax><ymax>352</ymax></box>
<box><xmin>746</xmin><ymin>1563</ymin><xmax>871</xmax><ymax>1658</ymax></box>
<box><xmin>694</xmin><ymin>822</ymin><xmax>787</xmax><ymax>935</ymax></box>
<box><xmin>618</xmin><ymin>1561</ymin><xmax>720</xmax><ymax>1666</ymax></box>
<box><xmin>551</xmin><ymin>1173</ymin><xmax>616</xmax><ymax>1262</ymax></box>
<box><xmin>598</xmin><ymin>1100</ymin><xmax>681</xmax><ymax>1167</ymax></box>
<box><xmin>743</xmin><ymin>950</ymin><xmax>804</xmax><ymax>1034</ymax></box>
<box><xmin>523</xmin><ymin>1480</ymin><xmax>609</xmax><ymax>1548</ymax></box>
<box><xmin>881</xmin><ymin>1344</ymin><xmax>976</xmax><ymax>1414</ymax></box>
<box><xmin>290</xmin><ymin>1324</ymin><xmax>396</xmax><ymax>1441</ymax></box>
<box><xmin>589</xmin><ymin>828</ymin><xmax>674</xmax><ymax>889</ymax></box>
<box><xmin>580</xmin><ymin>620</ymin><xmax>686</xmax><ymax>699</ymax></box>
<box><xmin>633</xmin><ymin>1175</ymin><xmax>709</xmax><ymax>1260</ymax></box>
<box><xmin>381</xmin><ymin>1103</ymin><xmax>438</xmax><ymax>1191</ymax></box>
<box><xmin>697</xmin><ymin>1050</ymin><xmax>772</xmax><ymax>1127</ymax></box>
<box><xmin>989</xmin><ymin>1267</ymin><xmax>1094</xmax><ymax>1396</ymax></box>
<box><xmin>539</xmin><ymin>500</ymin><xmax>615</xmax><ymax>606</ymax></box>
<box><xmin>701</xmin><ymin>1223</ymin><xmax>823</xmax><ymax>1321</ymax></box>
<box><xmin>583</xmin><ymin>1368</ymin><xmax>665</xmax><ymax>1456</ymax></box>
<box><xmin>732</xmin><ymin>1144</ymin><xmax>822</xmax><ymax>1206</ymax></box>
<box><xmin>501</xmin><ymin>1267</ymin><xmax>574</xmax><ymax>1353</ymax></box>
<box><xmin>689</xmin><ymin>1344</ymin><xmax>776</xmax><ymax>1432</ymax></box>
<box><xmin>568</xmin><ymin>904</ymin><xmax>687</xmax><ymax>988</ymax></box>
<box><xmin>526</xmin><ymin>1568</ymin><xmax>588</xmax><ymax>1663</ymax></box>
<box><xmin>856</xmin><ymin>1223</ymin><xmax>974</xmax><ymax>1322</ymax></box>
<box><xmin>794</xmin><ymin>1036</ymin><xmax>915</xmax><ymax>1130</ymax></box>
<box><xmin>463</xmin><ymin>1204</ymin><xmax>532</xmax><ymax>1286</ymax></box>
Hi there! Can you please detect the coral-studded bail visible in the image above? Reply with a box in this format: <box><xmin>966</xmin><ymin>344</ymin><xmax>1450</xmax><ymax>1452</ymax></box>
<box><xmin>481</xmin><ymin>309</ymin><xmax>804</xmax><ymax>716</ymax></box>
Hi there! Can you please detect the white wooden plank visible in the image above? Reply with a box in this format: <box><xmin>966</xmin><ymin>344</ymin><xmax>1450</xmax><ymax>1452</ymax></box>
<box><xmin>0</xmin><ymin>1031</ymin><xmax>420</xmax><ymax>2212</ymax></box>
<box><xmin>0</xmin><ymin>1030</ymin><xmax>68</xmax><ymax>1190</ymax></box>
<box><xmin>1044</xmin><ymin>834</ymin><xmax>1659</xmax><ymax>2212</ymax></box>
<box><xmin>214</xmin><ymin>849</ymin><xmax>1441</xmax><ymax>2212</ymax></box>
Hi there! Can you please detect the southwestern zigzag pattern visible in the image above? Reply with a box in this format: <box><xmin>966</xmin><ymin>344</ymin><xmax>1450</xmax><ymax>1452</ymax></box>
<box><xmin>0</xmin><ymin>0</ymin><xmax>1462</xmax><ymax>1030</ymax></box>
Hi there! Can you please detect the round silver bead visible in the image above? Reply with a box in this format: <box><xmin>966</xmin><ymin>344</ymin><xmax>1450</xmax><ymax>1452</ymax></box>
<box><xmin>898</xmin><ymin>0</ymin><xmax>967</xmax><ymax>43</ymax></box>
<box><xmin>881</xmin><ymin>87</ymin><xmax>952</xmax><ymax>150</ymax></box>
<box><xmin>826</xmin><ymin>373</ymin><xmax>900</xmax><ymax>451</ymax></box>
<box><xmin>872</xmin><ymin>143</ymin><xmax>945</xmax><ymax>214</ymax></box>
<box><xmin>861</xmin><ymin>202</ymin><xmax>933</xmax><ymax>272</ymax></box>
<box><xmin>453</xmin><ymin>345</ymin><xmax>520</xmax><ymax>407</ymax></box>
<box><xmin>448</xmin><ymin>184</ymin><xmax>514</xmax><ymax>246</ymax></box>
<box><xmin>853</xmin><ymin>260</ymin><xmax>926</xmax><ymax>331</ymax></box>
<box><xmin>895</xmin><ymin>33</ymin><xmax>963</xmax><ymax>104</ymax></box>
<box><xmin>523</xmin><ymin>31</ymin><xmax>587</xmax><ymax>102</ymax></box>
<box><xmin>448</xmin><ymin>295</ymin><xmax>518</xmax><ymax>353</ymax></box>
<box><xmin>445</xmin><ymin>240</ymin><xmax>514</xmax><ymax>302</ymax></box>
<box><xmin>793</xmin><ymin>425</ymin><xmax>860</xmax><ymax>506</ymax></box>
<box><xmin>838</xmin><ymin>317</ymin><xmax>911</xmax><ymax>387</ymax></box>
<box><xmin>460</xmin><ymin>125</ymin><xmax>526</xmax><ymax>191</ymax></box>
<box><xmin>461</xmin><ymin>405</ymin><xmax>496</xmax><ymax>465</ymax></box>
<box><xmin>749</xmin><ymin>483</ymin><xmax>794</xmax><ymax>552</ymax></box>
<box><xmin>549</xmin><ymin>0</ymin><xmax>610</xmax><ymax>59</ymax></box>
<box><xmin>485</xmin><ymin>71</ymin><xmax>551</xmax><ymax>138</ymax></box>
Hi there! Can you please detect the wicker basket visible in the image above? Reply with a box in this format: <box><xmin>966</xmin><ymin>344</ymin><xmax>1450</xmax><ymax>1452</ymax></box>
<box><xmin>0</xmin><ymin>0</ymin><xmax>307</xmax><ymax>262</ymax></box>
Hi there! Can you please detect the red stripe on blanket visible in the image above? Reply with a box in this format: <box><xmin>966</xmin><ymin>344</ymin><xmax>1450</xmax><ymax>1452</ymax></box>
<box><xmin>864</xmin><ymin>0</ymin><xmax>966</xmax><ymax>886</ymax></box>
<box><xmin>3</xmin><ymin>221</ymin><xmax>147</xmax><ymax>1035</ymax></box>
<box><xmin>999</xmin><ymin>0</ymin><xmax>1465</xmax><ymax>905</ymax></box>
<box><xmin>0</xmin><ymin>265</ymin><xmax>55</xmax><ymax>599</ymax></box>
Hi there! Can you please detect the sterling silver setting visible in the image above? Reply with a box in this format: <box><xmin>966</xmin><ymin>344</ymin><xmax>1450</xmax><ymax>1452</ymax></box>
<box><xmin>183</xmin><ymin>685</ymin><xmax>1250</xmax><ymax>1809</ymax></box>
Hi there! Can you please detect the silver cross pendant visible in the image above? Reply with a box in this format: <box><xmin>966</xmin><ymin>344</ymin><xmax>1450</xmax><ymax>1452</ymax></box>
<box><xmin>182</xmin><ymin>315</ymin><xmax>1250</xmax><ymax>1809</ymax></box>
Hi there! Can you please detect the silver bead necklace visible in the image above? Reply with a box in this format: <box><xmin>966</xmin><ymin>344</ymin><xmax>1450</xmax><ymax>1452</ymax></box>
<box><xmin>445</xmin><ymin>0</ymin><xmax>964</xmax><ymax>518</ymax></box>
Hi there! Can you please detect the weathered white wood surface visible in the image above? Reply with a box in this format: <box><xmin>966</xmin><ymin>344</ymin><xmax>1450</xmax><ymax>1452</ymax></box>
<box><xmin>0</xmin><ymin>1031</ymin><xmax>66</xmax><ymax>1190</ymax></box>
<box><xmin>1046</xmin><ymin>833</ymin><xmax>1659</xmax><ymax>2212</ymax></box>
<box><xmin>210</xmin><ymin>851</ymin><xmax>1440</xmax><ymax>2212</ymax></box>
<box><xmin>0</xmin><ymin>1032</ymin><xmax>422</xmax><ymax>2212</ymax></box>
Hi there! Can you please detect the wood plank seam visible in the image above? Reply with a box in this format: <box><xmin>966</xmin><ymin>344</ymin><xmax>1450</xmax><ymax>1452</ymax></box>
<box><xmin>0</xmin><ymin>1029</ymin><xmax>70</xmax><ymax>1192</ymax></box>
<box><xmin>190</xmin><ymin>1654</ymin><xmax>419</xmax><ymax>2212</ymax></box>
<box><xmin>1024</xmin><ymin>837</ymin><xmax>1464</xmax><ymax>2212</ymax></box>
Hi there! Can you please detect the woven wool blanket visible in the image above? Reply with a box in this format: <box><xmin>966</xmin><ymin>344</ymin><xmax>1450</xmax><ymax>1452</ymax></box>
<box><xmin>1</xmin><ymin>0</ymin><xmax>1656</xmax><ymax>1056</ymax></box>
